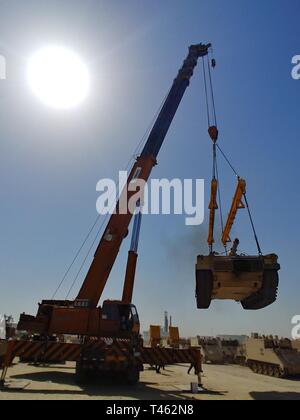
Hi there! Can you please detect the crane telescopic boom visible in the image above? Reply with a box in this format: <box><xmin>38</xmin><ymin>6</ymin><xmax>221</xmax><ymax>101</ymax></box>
<box><xmin>77</xmin><ymin>43</ymin><xmax>211</xmax><ymax>308</ymax></box>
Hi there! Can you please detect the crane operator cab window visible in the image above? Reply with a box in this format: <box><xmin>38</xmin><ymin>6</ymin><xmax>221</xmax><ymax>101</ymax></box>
<box><xmin>119</xmin><ymin>305</ymin><xmax>139</xmax><ymax>332</ymax></box>
<box><xmin>102</xmin><ymin>302</ymin><xmax>139</xmax><ymax>332</ymax></box>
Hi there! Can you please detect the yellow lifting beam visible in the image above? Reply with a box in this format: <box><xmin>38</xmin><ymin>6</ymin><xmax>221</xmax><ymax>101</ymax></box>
<box><xmin>222</xmin><ymin>178</ymin><xmax>246</xmax><ymax>246</ymax></box>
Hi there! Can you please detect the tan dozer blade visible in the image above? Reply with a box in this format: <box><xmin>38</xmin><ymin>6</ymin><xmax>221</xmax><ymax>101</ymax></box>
<box><xmin>195</xmin><ymin>253</ymin><xmax>280</xmax><ymax>310</ymax></box>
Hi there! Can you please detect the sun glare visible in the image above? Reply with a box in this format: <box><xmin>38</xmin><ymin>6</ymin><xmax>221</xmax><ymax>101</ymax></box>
<box><xmin>27</xmin><ymin>46</ymin><xmax>90</xmax><ymax>110</ymax></box>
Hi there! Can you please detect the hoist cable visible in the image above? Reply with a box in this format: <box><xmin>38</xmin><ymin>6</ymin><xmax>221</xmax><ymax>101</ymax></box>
<box><xmin>212</xmin><ymin>143</ymin><xmax>217</xmax><ymax>179</ymax></box>
<box><xmin>203</xmin><ymin>54</ymin><xmax>224</xmax><ymax>254</ymax></box>
<box><xmin>216</xmin><ymin>146</ymin><xmax>262</xmax><ymax>255</ymax></box>
<box><xmin>216</xmin><ymin>144</ymin><xmax>239</xmax><ymax>178</ymax></box>
<box><xmin>65</xmin><ymin>222</ymin><xmax>105</xmax><ymax>299</ymax></box>
<box><xmin>51</xmin><ymin>215</ymin><xmax>101</xmax><ymax>299</ymax></box>
<box><xmin>216</xmin><ymin>144</ymin><xmax>262</xmax><ymax>255</ymax></box>
<box><xmin>243</xmin><ymin>194</ymin><xmax>263</xmax><ymax>256</ymax></box>
<box><xmin>202</xmin><ymin>57</ymin><xmax>211</xmax><ymax>127</ymax></box>
<box><xmin>207</xmin><ymin>54</ymin><xmax>218</xmax><ymax>127</ymax></box>
<box><xmin>202</xmin><ymin>52</ymin><xmax>262</xmax><ymax>257</ymax></box>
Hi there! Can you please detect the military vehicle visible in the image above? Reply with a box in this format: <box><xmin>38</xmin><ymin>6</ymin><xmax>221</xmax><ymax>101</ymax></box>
<box><xmin>189</xmin><ymin>337</ymin><xmax>201</xmax><ymax>348</ymax></box>
<box><xmin>196</xmin><ymin>254</ymin><xmax>280</xmax><ymax>310</ymax></box>
<box><xmin>292</xmin><ymin>340</ymin><xmax>300</xmax><ymax>353</ymax></box>
<box><xmin>245</xmin><ymin>335</ymin><xmax>300</xmax><ymax>378</ymax></box>
<box><xmin>199</xmin><ymin>338</ymin><xmax>224</xmax><ymax>364</ymax></box>
<box><xmin>220</xmin><ymin>339</ymin><xmax>246</xmax><ymax>365</ymax></box>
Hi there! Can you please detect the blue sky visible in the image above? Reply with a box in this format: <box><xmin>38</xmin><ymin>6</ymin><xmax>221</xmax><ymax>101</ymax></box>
<box><xmin>0</xmin><ymin>0</ymin><xmax>299</xmax><ymax>337</ymax></box>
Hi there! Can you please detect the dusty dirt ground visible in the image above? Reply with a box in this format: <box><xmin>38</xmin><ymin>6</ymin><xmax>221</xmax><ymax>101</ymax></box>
<box><xmin>0</xmin><ymin>362</ymin><xmax>300</xmax><ymax>400</ymax></box>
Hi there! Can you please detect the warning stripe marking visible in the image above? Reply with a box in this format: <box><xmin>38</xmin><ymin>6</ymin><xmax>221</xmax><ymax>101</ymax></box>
<box><xmin>21</xmin><ymin>342</ymin><xmax>45</xmax><ymax>360</ymax></box>
<box><xmin>3</xmin><ymin>341</ymin><xmax>202</xmax><ymax>369</ymax></box>
<box><xmin>10</xmin><ymin>341</ymin><xmax>82</xmax><ymax>362</ymax></box>
<box><xmin>43</xmin><ymin>343</ymin><xmax>64</xmax><ymax>360</ymax></box>
<box><xmin>139</xmin><ymin>348</ymin><xmax>202</xmax><ymax>367</ymax></box>
<box><xmin>63</xmin><ymin>345</ymin><xmax>81</xmax><ymax>361</ymax></box>
<box><xmin>14</xmin><ymin>341</ymin><xmax>34</xmax><ymax>357</ymax></box>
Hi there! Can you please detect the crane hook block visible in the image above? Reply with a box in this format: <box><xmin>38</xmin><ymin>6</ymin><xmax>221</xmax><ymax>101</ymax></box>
<box><xmin>208</xmin><ymin>126</ymin><xmax>218</xmax><ymax>143</ymax></box>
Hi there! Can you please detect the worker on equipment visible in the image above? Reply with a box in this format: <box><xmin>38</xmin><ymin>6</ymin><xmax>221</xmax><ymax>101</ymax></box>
<box><xmin>229</xmin><ymin>238</ymin><xmax>240</xmax><ymax>257</ymax></box>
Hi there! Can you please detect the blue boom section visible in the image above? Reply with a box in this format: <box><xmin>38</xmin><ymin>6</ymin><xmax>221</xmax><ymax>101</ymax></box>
<box><xmin>141</xmin><ymin>44</ymin><xmax>211</xmax><ymax>159</ymax></box>
<box><xmin>130</xmin><ymin>203</ymin><xmax>142</xmax><ymax>253</ymax></box>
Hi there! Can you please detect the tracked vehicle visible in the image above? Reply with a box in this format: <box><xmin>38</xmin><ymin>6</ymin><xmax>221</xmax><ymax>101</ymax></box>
<box><xmin>220</xmin><ymin>339</ymin><xmax>246</xmax><ymax>364</ymax></box>
<box><xmin>196</xmin><ymin>253</ymin><xmax>280</xmax><ymax>310</ymax></box>
<box><xmin>245</xmin><ymin>336</ymin><xmax>300</xmax><ymax>378</ymax></box>
<box><xmin>199</xmin><ymin>338</ymin><xmax>224</xmax><ymax>364</ymax></box>
<box><xmin>292</xmin><ymin>340</ymin><xmax>300</xmax><ymax>352</ymax></box>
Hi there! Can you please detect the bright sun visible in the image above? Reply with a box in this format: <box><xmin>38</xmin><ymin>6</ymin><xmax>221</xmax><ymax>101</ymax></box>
<box><xmin>27</xmin><ymin>46</ymin><xmax>90</xmax><ymax>110</ymax></box>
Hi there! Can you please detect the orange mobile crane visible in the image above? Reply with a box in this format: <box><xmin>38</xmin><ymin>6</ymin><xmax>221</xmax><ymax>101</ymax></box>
<box><xmin>1</xmin><ymin>44</ymin><xmax>212</xmax><ymax>387</ymax></box>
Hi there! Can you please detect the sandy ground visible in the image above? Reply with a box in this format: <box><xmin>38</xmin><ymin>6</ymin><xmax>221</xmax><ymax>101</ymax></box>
<box><xmin>0</xmin><ymin>362</ymin><xmax>300</xmax><ymax>400</ymax></box>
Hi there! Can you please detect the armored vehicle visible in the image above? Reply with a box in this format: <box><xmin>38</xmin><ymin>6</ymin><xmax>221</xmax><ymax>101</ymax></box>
<box><xmin>292</xmin><ymin>340</ymin><xmax>300</xmax><ymax>353</ymax></box>
<box><xmin>199</xmin><ymin>338</ymin><xmax>224</xmax><ymax>364</ymax></box>
<box><xmin>196</xmin><ymin>254</ymin><xmax>280</xmax><ymax>310</ymax></box>
<box><xmin>220</xmin><ymin>339</ymin><xmax>246</xmax><ymax>365</ymax></box>
<box><xmin>245</xmin><ymin>336</ymin><xmax>300</xmax><ymax>378</ymax></box>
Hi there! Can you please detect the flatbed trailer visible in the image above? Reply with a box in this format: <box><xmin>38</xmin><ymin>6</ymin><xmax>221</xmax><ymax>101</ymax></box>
<box><xmin>0</xmin><ymin>339</ymin><xmax>202</xmax><ymax>389</ymax></box>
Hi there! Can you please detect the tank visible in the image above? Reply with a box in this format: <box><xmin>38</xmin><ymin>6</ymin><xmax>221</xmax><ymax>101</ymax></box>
<box><xmin>199</xmin><ymin>338</ymin><xmax>224</xmax><ymax>364</ymax></box>
<box><xmin>245</xmin><ymin>336</ymin><xmax>300</xmax><ymax>378</ymax></box>
<box><xmin>196</xmin><ymin>253</ymin><xmax>280</xmax><ymax>310</ymax></box>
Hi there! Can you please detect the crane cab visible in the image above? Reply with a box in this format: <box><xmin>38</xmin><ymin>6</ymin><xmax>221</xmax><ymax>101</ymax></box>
<box><xmin>196</xmin><ymin>254</ymin><xmax>280</xmax><ymax>310</ymax></box>
<box><xmin>18</xmin><ymin>300</ymin><xmax>140</xmax><ymax>338</ymax></box>
<box><xmin>101</xmin><ymin>301</ymin><xmax>140</xmax><ymax>336</ymax></box>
